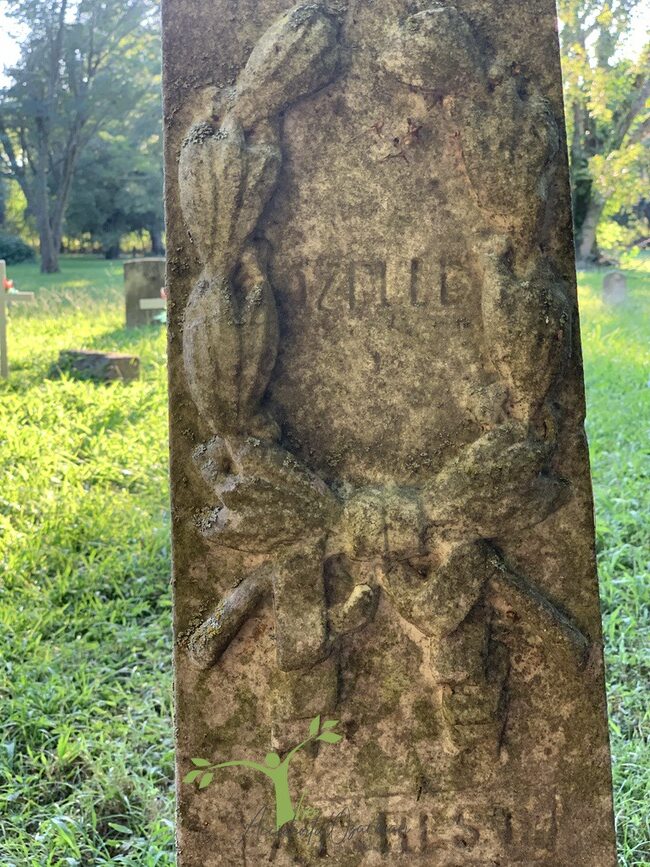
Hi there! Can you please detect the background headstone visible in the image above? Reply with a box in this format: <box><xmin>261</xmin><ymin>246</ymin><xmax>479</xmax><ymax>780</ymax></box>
<box><xmin>602</xmin><ymin>269</ymin><xmax>628</xmax><ymax>305</ymax></box>
<box><xmin>162</xmin><ymin>2</ymin><xmax>617</xmax><ymax>864</ymax></box>
<box><xmin>53</xmin><ymin>349</ymin><xmax>140</xmax><ymax>382</ymax></box>
<box><xmin>124</xmin><ymin>257</ymin><xmax>166</xmax><ymax>327</ymax></box>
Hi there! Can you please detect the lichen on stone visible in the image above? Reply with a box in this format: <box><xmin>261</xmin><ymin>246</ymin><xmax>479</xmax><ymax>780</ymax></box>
<box><xmin>290</xmin><ymin>4</ymin><xmax>322</xmax><ymax>29</ymax></box>
<box><xmin>182</xmin><ymin>121</ymin><xmax>217</xmax><ymax>147</ymax></box>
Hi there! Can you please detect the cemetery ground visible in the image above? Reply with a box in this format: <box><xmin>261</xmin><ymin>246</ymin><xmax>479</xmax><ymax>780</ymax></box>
<box><xmin>0</xmin><ymin>255</ymin><xmax>648</xmax><ymax>866</ymax></box>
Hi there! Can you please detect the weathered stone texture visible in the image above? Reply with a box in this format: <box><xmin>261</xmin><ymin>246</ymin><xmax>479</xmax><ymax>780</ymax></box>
<box><xmin>602</xmin><ymin>269</ymin><xmax>628</xmax><ymax>305</ymax></box>
<box><xmin>163</xmin><ymin>1</ymin><xmax>617</xmax><ymax>864</ymax></box>
<box><xmin>53</xmin><ymin>349</ymin><xmax>140</xmax><ymax>382</ymax></box>
<box><xmin>124</xmin><ymin>257</ymin><xmax>166</xmax><ymax>327</ymax></box>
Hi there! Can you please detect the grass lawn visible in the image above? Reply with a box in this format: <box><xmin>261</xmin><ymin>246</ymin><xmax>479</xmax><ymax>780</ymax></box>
<box><xmin>0</xmin><ymin>255</ymin><xmax>648</xmax><ymax>865</ymax></box>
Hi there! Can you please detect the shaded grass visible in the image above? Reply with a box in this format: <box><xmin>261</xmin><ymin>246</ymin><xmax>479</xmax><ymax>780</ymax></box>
<box><xmin>0</xmin><ymin>255</ymin><xmax>648</xmax><ymax>864</ymax></box>
<box><xmin>1</xmin><ymin>257</ymin><xmax>173</xmax><ymax>865</ymax></box>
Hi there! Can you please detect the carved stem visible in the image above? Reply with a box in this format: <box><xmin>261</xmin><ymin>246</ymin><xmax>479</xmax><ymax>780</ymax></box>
<box><xmin>487</xmin><ymin>563</ymin><xmax>590</xmax><ymax>662</ymax></box>
<box><xmin>273</xmin><ymin>543</ymin><xmax>330</xmax><ymax>671</ymax></box>
<box><xmin>187</xmin><ymin>565</ymin><xmax>272</xmax><ymax>668</ymax></box>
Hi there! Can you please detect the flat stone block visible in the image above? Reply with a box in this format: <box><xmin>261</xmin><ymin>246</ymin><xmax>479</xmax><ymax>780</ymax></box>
<box><xmin>7</xmin><ymin>291</ymin><xmax>35</xmax><ymax>305</ymax></box>
<box><xmin>54</xmin><ymin>350</ymin><xmax>140</xmax><ymax>382</ymax></box>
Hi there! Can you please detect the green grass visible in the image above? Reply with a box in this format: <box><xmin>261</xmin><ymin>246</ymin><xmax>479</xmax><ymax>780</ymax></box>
<box><xmin>0</xmin><ymin>257</ymin><xmax>173</xmax><ymax>865</ymax></box>
<box><xmin>7</xmin><ymin>256</ymin><xmax>124</xmax><ymax>305</ymax></box>
<box><xmin>579</xmin><ymin>259</ymin><xmax>650</xmax><ymax>866</ymax></box>
<box><xmin>0</xmin><ymin>255</ymin><xmax>648</xmax><ymax>864</ymax></box>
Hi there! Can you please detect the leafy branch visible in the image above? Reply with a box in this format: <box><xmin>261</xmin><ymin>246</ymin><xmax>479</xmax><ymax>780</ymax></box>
<box><xmin>183</xmin><ymin>715</ymin><xmax>342</xmax><ymax>791</ymax></box>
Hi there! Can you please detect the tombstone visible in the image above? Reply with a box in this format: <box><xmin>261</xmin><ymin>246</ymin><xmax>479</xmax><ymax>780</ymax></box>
<box><xmin>124</xmin><ymin>258</ymin><xmax>166</xmax><ymax>327</ymax></box>
<box><xmin>602</xmin><ymin>269</ymin><xmax>628</xmax><ymax>305</ymax></box>
<box><xmin>53</xmin><ymin>350</ymin><xmax>140</xmax><ymax>382</ymax></box>
<box><xmin>162</xmin><ymin>2</ymin><xmax>617</xmax><ymax>864</ymax></box>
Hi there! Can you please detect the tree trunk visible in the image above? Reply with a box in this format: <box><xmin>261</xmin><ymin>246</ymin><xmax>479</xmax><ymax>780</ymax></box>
<box><xmin>38</xmin><ymin>213</ymin><xmax>59</xmax><ymax>273</ymax></box>
<box><xmin>576</xmin><ymin>196</ymin><xmax>605</xmax><ymax>266</ymax></box>
<box><xmin>34</xmin><ymin>159</ymin><xmax>60</xmax><ymax>273</ymax></box>
<box><xmin>104</xmin><ymin>244</ymin><xmax>121</xmax><ymax>260</ymax></box>
<box><xmin>149</xmin><ymin>224</ymin><xmax>165</xmax><ymax>255</ymax></box>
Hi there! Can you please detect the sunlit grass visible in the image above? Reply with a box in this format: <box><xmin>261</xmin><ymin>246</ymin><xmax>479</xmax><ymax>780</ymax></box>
<box><xmin>578</xmin><ymin>262</ymin><xmax>650</xmax><ymax>866</ymax></box>
<box><xmin>0</xmin><ymin>257</ymin><xmax>173</xmax><ymax>865</ymax></box>
<box><xmin>7</xmin><ymin>256</ymin><xmax>123</xmax><ymax>303</ymax></box>
<box><xmin>0</xmin><ymin>255</ymin><xmax>648</xmax><ymax>864</ymax></box>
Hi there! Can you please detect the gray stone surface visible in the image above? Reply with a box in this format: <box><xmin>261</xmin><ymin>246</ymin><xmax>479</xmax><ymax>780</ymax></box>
<box><xmin>124</xmin><ymin>257</ymin><xmax>166</xmax><ymax>326</ymax></box>
<box><xmin>602</xmin><ymin>269</ymin><xmax>628</xmax><ymax>305</ymax></box>
<box><xmin>53</xmin><ymin>350</ymin><xmax>139</xmax><ymax>382</ymax></box>
<box><xmin>162</xmin><ymin>2</ymin><xmax>617</xmax><ymax>864</ymax></box>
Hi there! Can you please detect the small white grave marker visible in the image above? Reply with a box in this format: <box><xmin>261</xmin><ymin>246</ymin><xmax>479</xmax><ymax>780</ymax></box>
<box><xmin>139</xmin><ymin>296</ymin><xmax>167</xmax><ymax>311</ymax></box>
<box><xmin>124</xmin><ymin>258</ymin><xmax>166</xmax><ymax>326</ymax></box>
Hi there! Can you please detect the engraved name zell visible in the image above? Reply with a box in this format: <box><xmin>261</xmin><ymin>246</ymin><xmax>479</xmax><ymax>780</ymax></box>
<box><xmin>276</xmin><ymin>256</ymin><xmax>472</xmax><ymax>312</ymax></box>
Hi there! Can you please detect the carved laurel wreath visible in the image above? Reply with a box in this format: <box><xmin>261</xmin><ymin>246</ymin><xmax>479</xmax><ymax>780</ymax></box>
<box><xmin>178</xmin><ymin>4</ymin><xmax>588</xmax><ymax>691</ymax></box>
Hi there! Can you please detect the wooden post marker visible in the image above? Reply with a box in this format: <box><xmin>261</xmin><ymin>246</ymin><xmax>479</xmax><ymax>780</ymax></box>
<box><xmin>0</xmin><ymin>260</ymin><xmax>7</xmax><ymax>379</ymax></box>
<box><xmin>0</xmin><ymin>259</ymin><xmax>36</xmax><ymax>378</ymax></box>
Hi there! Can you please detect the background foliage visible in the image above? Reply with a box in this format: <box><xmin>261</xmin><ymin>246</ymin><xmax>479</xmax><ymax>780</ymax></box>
<box><xmin>0</xmin><ymin>0</ymin><xmax>162</xmax><ymax>272</ymax></box>
<box><xmin>0</xmin><ymin>0</ymin><xmax>648</xmax><ymax>270</ymax></box>
<box><xmin>559</xmin><ymin>0</ymin><xmax>650</xmax><ymax>263</ymax></box>
<box><xmin>0</xmin><ymin>229</ymin><xmax>35</xmax><ymax>264</ymax></box>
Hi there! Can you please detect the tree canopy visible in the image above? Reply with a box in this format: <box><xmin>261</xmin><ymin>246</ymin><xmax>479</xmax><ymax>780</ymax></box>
<box><xmin>559</xmin><ymin>0</ymin><xmax>650</xmax><ymax>263</ymax></box>
<box><xmin>0</xmin><ymin>1</ymin><xmax>647</xmax><ymax>268</ymax></box>
<box><xmin>64</xmin><ymin>43</ymin><xmax>163</xmax><ymax>258</ymax></box>
<box><xmin>0</xmin><ymin>0</ymin><xmax>160</xmax><ymax>272</ymax></box>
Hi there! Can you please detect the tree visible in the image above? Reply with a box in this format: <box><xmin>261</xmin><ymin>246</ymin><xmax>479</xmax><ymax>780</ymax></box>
<box><xmin>65</xmin><ymin>130</ymin><xmax>163</xmax><ymax>256</ymax></box>
<box><xmin>0</xmin><ymin>178</ymin><xmax>6</xmax><ymax>227</ymax></box>
<box><xmin>559</xmin><ymin>0</ymin><xmax>650</xmax><ymax>263</ymax></box>
<box><xmin>0</xmin><ymin>0</ymin><xmax>159</xmax><ymax>272</ymax></box>
<box><xmin>64</xmin><ymin>57</ymin><xmax>163</xmax><ymax>257</ymax></box>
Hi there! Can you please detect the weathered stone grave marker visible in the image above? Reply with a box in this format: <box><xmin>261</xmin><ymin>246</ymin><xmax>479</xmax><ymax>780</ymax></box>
<box><xmin>124</xmin><ymin>257</ymin><xmax>166</xmax><ymax>327</ymax></box>
<box><xmin>163</xmin><ymin>2</ymin><xmax>617</xmax><ymax>864</ymax></box>
<box><xmin>52</xmin><ymin>349</ymin><xmax>140</xmax><ymax>382</ymax></box>
<box><xmin>602</xmin><ymin>269</ymin><xmax>628</xmax><ymax>305</ymax></box>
